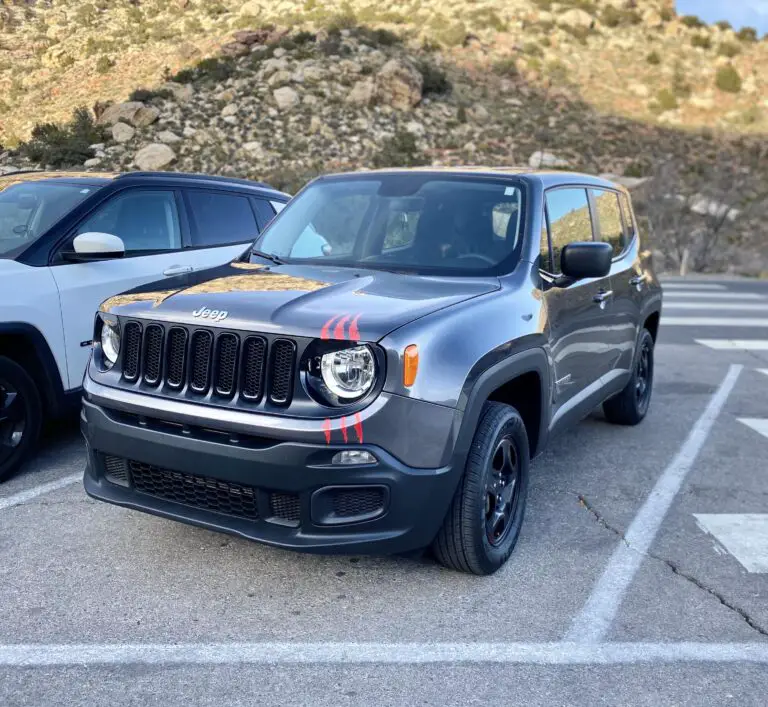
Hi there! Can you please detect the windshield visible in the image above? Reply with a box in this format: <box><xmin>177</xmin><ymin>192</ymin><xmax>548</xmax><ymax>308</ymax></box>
<box><xmin>0</xmin><ymin>181</ymin><xmax>96</xmax><ymax>259</ymax></box>
<box><xmin>254</xmin><ymin>175</ymin><xmax>525</xmax><ymax>275</ymax></box>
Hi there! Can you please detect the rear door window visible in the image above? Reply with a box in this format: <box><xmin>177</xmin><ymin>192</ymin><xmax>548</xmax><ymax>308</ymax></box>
<box><xmin>620</xmin><ymin>193</ymin><xmax>636</xmax><ymax>241</ymax></box>
<box><xmin>185</xmin><ymin>190</ymin><xmax>259</xmax><ymax>247</ymax></box>
<box><xmin>591</xmin><ymin>189</ymin><xmax>626</xmax><ymax>258</ymax></box>
<box><xmin>545</xmin><ymin>188</ymin><xmax>593</xmax><ymax>274</ymax></box>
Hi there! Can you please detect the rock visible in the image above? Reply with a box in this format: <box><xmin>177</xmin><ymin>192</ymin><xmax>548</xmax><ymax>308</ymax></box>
<box><xmin>216</xmin><ymin>88</ymin><xmax>236</xmax><ymax>102</ymax></box>
<box><xmin>83</xmin><ymin>157</ymin><xmax>102</xmax><ymax>167</ymax></box>
<box><xmin>134</xmin><ymin>144</ymin><xmax>176</xmax><ymax>171</ymax></box>
<box><xmin>221</xmin><ymin>41</ymin><xmax>250</xmax><ymax>57</ymax></box>
<box><xmin>302</xmin><ymin>65</ymin><xmax>326</xmax><ymax>83</ymax></box>
<box><xmin>690</xmin><ymin>195</ymin><xmax>740</xmax><ymax>222</ymax></box>
<box><xmin>112</xmin><ymin>122</ymin><xmax>136</xmax><ymax>143</ymax></box>
<box><xmin>220</xmin><ymin>103</ymin><xmax>239</xmax><ymax>117</ymax></box>
<box><xmin>273</xmin><ymin>86</ymin><xmax>300</xmax><ymax>110</ymax></box>
<box><xmin>193</xmin><ymin>130</ymin><xmax>213</xmax><ymax>145</ymax></box>
<box><xmin>0</xmin><ymin>166</ymin><xmax>19</xmax><ymax>175</ymax></box>
<box><xmin>528</xmin><ymin>151</ymin><xmax>570</xmax><ymax>168</ymax></box>
<box><xmin>261</xmin><ymin>57</ymin><xmax>289</xmax><ymax>77</ymax></box>
<box><xmin>158</xmin><ymin>130</ymin><xmax>182</xmax><ymax>144</ymax></box>
<box><xmin>233</xmin><ymin>29</ymin><xmax>270</xmax><ymax>45</ymax></box>
<box><xmin>161</xmin><ymin>82</ymin><xmax>193</xmax><ymax>102</ymax></box>
<box><xmin>267</xmin><ymin>70</ymin><xmax>293</xmax><ymax>87</ymax></box>
<box><xmin>559</xmin><ymin>8</ymin><xmax>594</xmax><ymax>28</ymax></box>
<box><xmin>182</xmin><ymin>126</ymin><xmax>197</xmax><ymax>138</ymax></box>
<box><xmin>309</xmin><ymin>115</ymin><xmax>323</xmax><ymax>134</ymax></box>
<box><xmin>89</xmin><ymin>143</ymin><xmax>105</xmax><ymax>151</ymax></box>
<box><xmin>629</xmin><ymin>83</ymin><xmax>650</xmax><ymax>98</ymax></box>
<box><xmin>242</xmin><ymin>141</ymin><xmax>264</xmax><ymax>157</ymax></box>
<box><xmin>346</xmin><ymin>79</ymin><xmax>375</xmax><ymax>106</ymax></box>
<box><xmin>131</xmin><ymin>106</ymin><xmax>160</xmax><ymax>127</ymax></box>
<box><xmin>273</xmin><ymin>47</ymin><xmax>287</xmax><ymax>59</ymax></box>
<box><xmin>98</xmin><ymin>101</ymin><xmax>144</xmax><ymax>126</ymax></box>
<box><xmin>405</xmin><ymin>120</ymin><xmax>425</xmax><ymax>136</ymax></box>
<box><xmin>239</xmin><ymin>0</ymin><xmax>262</xmax><ymax>15</ymax></box>
<box><xmin>469</xmin><ymin>105</ymin><xmax>490</xmax><ymax>123</ymax></box>
<box><xmin>690</xmin><ymin>94</ymin><xmax>715</xmax><ymax>109</ymax></box>
<box><xmin>376</xmin><ymin>59</ymin><xmax>423</xmax><ymax>111</ymax></box>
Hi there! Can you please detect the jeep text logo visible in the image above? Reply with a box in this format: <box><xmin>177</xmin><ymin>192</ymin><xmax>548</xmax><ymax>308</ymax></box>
<box><xmin>192</xmin><ymin>306</ymin><xmax>228</xmax><ymax>322</ymax></box>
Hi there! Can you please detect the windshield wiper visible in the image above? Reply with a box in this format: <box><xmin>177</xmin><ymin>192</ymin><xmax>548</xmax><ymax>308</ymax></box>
<box><xmin>251</xmin><ymin>249</ymin><xmax>285</xmax><ymax>266</ymax></box>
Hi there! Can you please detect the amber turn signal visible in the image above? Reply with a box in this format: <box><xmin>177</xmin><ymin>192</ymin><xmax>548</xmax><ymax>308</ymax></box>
<box><xmin>403</xmin><ymin>344</ymin><xmax>419</xmax><ymax>387</ymax></box>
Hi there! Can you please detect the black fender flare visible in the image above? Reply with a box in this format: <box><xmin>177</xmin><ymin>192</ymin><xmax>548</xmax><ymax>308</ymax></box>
<box><xmin>0</xmin><ymin>322</ymin><xmax>69</xmax><ymax>416</ymax></box>
<box><xmin>449</xmin><ymin>347</ymin><xmax>552</xmax><ymax>468</ymax></box>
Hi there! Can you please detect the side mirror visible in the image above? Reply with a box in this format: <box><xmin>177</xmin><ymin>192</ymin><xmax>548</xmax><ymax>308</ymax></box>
<box><xmin>65</xmin><ymin>232</ymin><xmax>125</xmax><ymax>262</ymax></box>
<box><xmin>560</xmin><ymin>242</ymin><xmax>612</xmax><ymax>281</ymax></box>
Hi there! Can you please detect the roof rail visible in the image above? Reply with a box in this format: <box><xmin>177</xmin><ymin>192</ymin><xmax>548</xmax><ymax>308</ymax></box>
<box><xmin>115</xmin><ymin>171</ymin><xmax>273</xmax><ymax>190</ymax></box>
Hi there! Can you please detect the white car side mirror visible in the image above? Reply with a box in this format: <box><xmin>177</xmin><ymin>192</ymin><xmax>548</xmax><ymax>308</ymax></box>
<box><xmin>71</xmin><ymin>232</ymin><xmax>125</xmax><ymax>260</ymax></box>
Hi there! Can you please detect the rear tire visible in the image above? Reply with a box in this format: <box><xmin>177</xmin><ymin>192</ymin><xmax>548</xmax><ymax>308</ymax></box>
<box><xmin>432</xmin><ymin>402</ymin><xmax>529</xmax><ymax>575</ymax></box>
<box><xmin>603</xmin><ymin>328</ymin><xmax>654</xmax><ymax>426</ymax></box>
<box><xmin>0</xmin><ymin>356</ymin><xmax>42</xmax><ymax>483</ymax></box>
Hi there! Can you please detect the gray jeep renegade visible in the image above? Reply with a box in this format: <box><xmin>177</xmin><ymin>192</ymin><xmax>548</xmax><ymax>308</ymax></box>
<box><xmin>82</xmin><ymin>168</ymin><xmax>662</xmax><ymax>575</ymax></box>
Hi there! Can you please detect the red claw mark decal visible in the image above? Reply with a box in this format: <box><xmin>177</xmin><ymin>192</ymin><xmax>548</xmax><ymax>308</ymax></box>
<box><xmin>353</xmin><ymin>412</ymin><xmax>363</xmax><ymax>444</ymax></box>
<box><xmin>320</xmin><ymin>315</ymin><xmax>338</xmax><ymax>340</ymax></box>
<box><xmin>333</xmin><ymin>315</ymin><xmax>351</xmax><ymax>340</ymax></box>
<box><xmin>322</xmin><ymin>418</ymin><xmax>332</xmax><ymax>444</ymax></box>
<box><xmin>348</xmin><ymin>313</ymin><xmax>361</xmax><ymax>341</ymax></box>
<box><xmin>320</xmin><ymin>313</ymin><xmax>362</xmax><ymax>341</ymax></box>
<box><xmin>340</xmin><ymin>416</ymin><xmax>349</xmax><ymax>443</ymax></box>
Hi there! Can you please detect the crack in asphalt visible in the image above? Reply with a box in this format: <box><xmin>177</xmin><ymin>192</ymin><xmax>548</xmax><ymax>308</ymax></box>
<box><xmin>578</xmin><ymin>494</ymin><xmax>768</xmax><ymax>639</ymax></box>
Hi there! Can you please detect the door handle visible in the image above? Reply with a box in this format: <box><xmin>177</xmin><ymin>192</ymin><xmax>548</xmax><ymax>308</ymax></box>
<box><xmin>593</xmin><ymin>290</ymin><xmax>613</xmax><ymax>309</ymax></box>
<box><xmin>163</xmin><ymin>265</ymin><xmax>194</xmax><ymax>276</ymax></box>
<box><xmin>629</xmin><ymin>275</ymin><xmax>644</xmax><ymax>291</ymax></box>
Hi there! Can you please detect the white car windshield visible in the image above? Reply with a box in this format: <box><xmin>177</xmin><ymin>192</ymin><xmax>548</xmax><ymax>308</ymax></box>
<box><xmin>254</xmin><ymin>174</ymin><xmax>525</xmax><ymax>275</ymax></box>
<box><xmin>0</xmin><ymin>180</ymin><xmax>95</xmax><ymax>259</ymax></box>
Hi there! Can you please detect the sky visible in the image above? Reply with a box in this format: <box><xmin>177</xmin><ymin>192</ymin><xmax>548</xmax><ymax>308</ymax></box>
<box><xmin>677</xmin><ymin>0</ymin><xmax>768</xmax><ymax>33</ymax></box>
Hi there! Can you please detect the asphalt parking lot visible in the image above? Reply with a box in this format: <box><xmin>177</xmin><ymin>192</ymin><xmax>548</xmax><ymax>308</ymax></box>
<box><xmin>2</xmin><ymin>277</ymin><xmax>768</xmax><ymax>706</ymax></box>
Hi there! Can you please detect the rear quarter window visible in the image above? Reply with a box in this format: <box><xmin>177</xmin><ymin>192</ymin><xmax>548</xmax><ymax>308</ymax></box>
<box><xmin>186</xmin><ymin>191</ymin><xmax>259</xmax><ymax>247</ymax></box>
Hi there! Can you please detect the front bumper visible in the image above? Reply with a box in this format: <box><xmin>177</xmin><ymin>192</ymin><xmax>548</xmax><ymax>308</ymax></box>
<box><xmin>81</xmin><ymin>393</ymin><xmax>461</xmax><ymax>555</ymax></box>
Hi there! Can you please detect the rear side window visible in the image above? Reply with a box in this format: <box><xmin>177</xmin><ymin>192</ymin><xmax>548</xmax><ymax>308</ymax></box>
<box><xmin>620</xmin><ymin>193</ymin><xmax>636</xmax><ymax>240</ymax></box>
<box><xmin>545</xmin><ymin>188</ymin><xmax>593</xmax><ymax>274</ymax></box>
<box><xmin>591</xmin><ymin>189</ymin><xmax>625</xmax><ymax>257</ymax></box>
<box><xmin>186</xmin><ymin>191</ymin><xmax>259</xmax><ymax>247</ymax></box>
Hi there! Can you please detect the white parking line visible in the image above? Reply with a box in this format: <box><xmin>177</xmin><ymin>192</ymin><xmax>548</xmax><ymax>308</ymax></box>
<box><xmin>696</xmin><ymin>340</ymin><xmax>768</xmax><ymax>351</ymax></box>
<box><xmin>739</xmin><ymin>418</ymin><xmax>768</xmax><ymax>440</ymax></box>
<box><xmin>0</xmin><ymin>641</ymin><xmax>766</xmax><ymax>667</ymax></box>
<box><xmin>665</xmin><ymin>303</ymin><xmax>768</xmax><ymax>311</ymax></box>
<box><xmin>661</xmin><ymin>283</ymin><xmax>727</xmax><ymax>291</ymax></box>
<box><xmin>694</xmin><ymin>514</ymin><xmax>768</xmax><ymax>573</ymax></box>
<box><xmin>665</xmin><ymin>293</ymin><xmax>765</xmax><ymax>300</ymax></box>
<box><xmin>664</xmin><ymin>318</ymin><xmax>768</xmax><ymax>327</ymax></box>
<box><xmin>566</xmin><ymin>365</ymin><xmax>743</xmax><ymax>644</ymax></box>
<box><xmin>0</xmin><ymin>473</ymin><xmax>81</xmax><ymax>512</ymax></box>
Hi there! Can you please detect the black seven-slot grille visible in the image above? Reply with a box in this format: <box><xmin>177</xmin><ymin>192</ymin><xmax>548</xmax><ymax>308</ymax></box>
<box><xmin>119</xmin><ymin>321</ymin><xmax>296</xmax><ymax>406</ymax></box>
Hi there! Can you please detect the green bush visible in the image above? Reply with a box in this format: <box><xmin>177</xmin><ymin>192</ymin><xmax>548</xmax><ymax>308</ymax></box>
<box><xmin>95</xmin><ymin>56</ymin><xmax>114</xmax><ymax>74</ymax></box>
<box><xmin>492</xmin><ymin>57</ymin><xmax>518</xmax><ymax>77</ymax></box>
<box><xmin>561</xmin><ymin>24</ymin><xmax>592</xmax><ymax>45</ymax></box>
<box><xmin>655</xmin><ymin>88</ymin><xmax>678</xmax><ymax>112</ymax></box>
<box><xmin>718</xmin><ymin>41</ymin><xmax>741</xmax><ymax>57</ymax></box>
<box><xmin>736</xmin><ymin>27</ymin><xmax>758</xmax><ymax>43</ymax></box>
<box><xmin>170</xmin><ymin>56</ymin><xmax>235</xmax><ymax>84</ymax></box>
<box><xmin>372</xmin><ymin>131</ymin><xmax>428</xmax><ymax>168</ymax></box>
<box><xmin>691</xmin><ymin>35</ymin><xmax>711</xmax><ymax>49</ymax></box>
<box><xmin>601</xmin><ymin>6</ymin><xmax>641</xmax><ymax>27</ymax></box>
<box><xmin>354</xmin><ymin>27</ymin><xmax>400</xmax><ymax>47</ymax></box>
<box><xmin>715</xmin><ymin>64</ymin><xmax>742</xmax><ymax>92</ymax></box>
<box><xmin>17</xmin><ymin>107</ymin><xmax>106</xmax><ymax>167</ymax></box>
<box><xmin>646</xmin><ymin>50</ymin><xmax>661</xmax><ymax>65</ymax></box>
<box><xmin>715</xmin><ymin>20</ymin><xmax>732</xmax><ymax>31</ymax></box>
<box><xmin>681</xmin><ymin>15</ymin><xmax>705</xmax><ymax>29</ymax></box>
<box><xmin>660</xmin><ymin>7</ymin><xmax>674</xmax><ymax>22</ymax></box>
<box><xmin>417</xmin><ymin>60</ymin><xmax>452</xmax><ymax>96</ymax></box>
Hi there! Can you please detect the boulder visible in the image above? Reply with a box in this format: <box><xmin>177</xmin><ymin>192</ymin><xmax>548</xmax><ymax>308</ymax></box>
<box><xmin>559</xmin><ymin>9</ymin><xmax>594</xmax><ymax>28</ymax></box>
<box><xmin>131</xmin><ymin>106</ymin><xmax>160</xmax><ymax>127</ymax></box>
<box><xmin>111</xmin><ymin>122</ymin><xmax>136</xmax><ymax>143</ymax></box>
<box><xmin>157</xmin><ymin>130</ymin><xmax>182</xmax><ymax>144</ymax></box>
<box><xmin>83</xmin><ymin>157</ymin><xmax>102</xmax><ymax>167</ymax></box>
<box><xmin>528</xmin><ymin>151</ymin><xmax>570</xmax><ymax>168</ymax></box>
<box><xmin>134</xmin><ymin>144</ymin><xmax>176</xmax><ymax>171</ymax></box>
<box><xmin>98</xmin><ymin>101</ymin><xmax>144</xmax><ymax>126</ymax></box>
<box><xmin>233</xmin><ymin>29</ymin><xmax>270</xmax><ymax>45</ymax></box>
<box><xmin>376</xmin><ymin>59</ymin><xmax>423</xmax><ymax>111</ymax></box>
<box><xmin>221</xmin><ymin>41</ymin><xmax>250</xmax><ymax>57</ymax></box>
<box><xmin>161</xmin><ymin>82</ymin><xmax>194</xmax><ymax>102</ymax></box>
<box><xmin>273</xmin><ymin>86</ymin><xmax>300</xmax><ymax>111</ymax></box>
<box><xmin>220</xmin><ymin>103</ymin><xmax>239</xmax><ymax>117</ymax></box>
<box><xmin>346</xmin><ymin>79</ymin><xmax>375</xmax><ymax>106</ymax></box>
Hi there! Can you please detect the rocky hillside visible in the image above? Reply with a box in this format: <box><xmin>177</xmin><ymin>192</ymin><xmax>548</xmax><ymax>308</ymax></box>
<box><xmin>0</xmin><ymin>2</ymin><xmax>767</xmax><ymax>274</ymax></box>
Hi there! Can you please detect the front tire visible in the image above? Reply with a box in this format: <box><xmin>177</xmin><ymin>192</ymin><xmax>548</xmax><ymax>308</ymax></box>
<box><xmin>603</xmin><ymin>328</ymin><xmax>655</xmax><ymax>426</ymax></box>
<box><xmin>432</xmin><ymin>402</ymin><xmax>529</xmax><ymax>575</ymax></box>
<box><xmin>0</xmin><ymin>356</ymin><xmax>42</xmax><ymax>483</ymax></box>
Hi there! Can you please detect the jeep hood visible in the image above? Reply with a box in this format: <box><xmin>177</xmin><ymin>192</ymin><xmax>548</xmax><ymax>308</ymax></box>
<box><xmin>100</xmin><ymin>262</ymin><xmax>500</xmax><ymax>341</ymax></box>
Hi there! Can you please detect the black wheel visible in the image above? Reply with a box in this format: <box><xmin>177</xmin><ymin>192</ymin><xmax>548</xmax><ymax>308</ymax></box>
<box><xmin>0</xmin><ymin>356</ymin><xmax>42</xmax><ymax>483</ymax></box>
<box><xmin>432</xmin><ymin>402</ymin><xmax>529</xmax><ymax>575</ymax></box>
<box><xmin>603</xmin><ymin>328</ymin><xmax>655</xmax><ymax>426</ymax></box>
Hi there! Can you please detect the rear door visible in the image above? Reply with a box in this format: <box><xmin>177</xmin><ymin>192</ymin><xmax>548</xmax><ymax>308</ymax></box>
<box><xmin>50</xmin><ymin>188</ymin><xmax>201</xmax><ymax>387</ymax></box>
<box><xmin>590</xmin><ymin>188</ymin><xmax>640</xmax><ymax>374</ymax></box>
<box><xmin>540</xmin><ymin>187</ymin><xmax>616</xmax><ymax>426</ymax></box>
<box><xmin>181</xmin><ymin>189</ymin><xmax>263</xmax><ymax>269</ymax></box>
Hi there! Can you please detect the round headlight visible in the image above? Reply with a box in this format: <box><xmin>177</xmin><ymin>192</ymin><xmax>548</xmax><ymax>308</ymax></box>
<box><xmin>320</xmin><ymin>345</ymin><xmax>376</xmax><ymax>400</ymax></box>
<box><xmin>101</xmin><ymin>319</ymin><xmax>120</xmax><ymax>368</ymax></box>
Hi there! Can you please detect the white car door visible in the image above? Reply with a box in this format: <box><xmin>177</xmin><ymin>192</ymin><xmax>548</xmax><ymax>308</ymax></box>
<box><xmin>49</xmin><ymin>188</ymin><xmax>202</xmax><ymax>388</ymax></box>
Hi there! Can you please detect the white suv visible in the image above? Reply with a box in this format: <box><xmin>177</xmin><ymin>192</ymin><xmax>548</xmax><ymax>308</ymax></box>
<box><xmin>0</xmin><ymin>170</ymin><xmax>288</xmax><ymax>481</ymax></box>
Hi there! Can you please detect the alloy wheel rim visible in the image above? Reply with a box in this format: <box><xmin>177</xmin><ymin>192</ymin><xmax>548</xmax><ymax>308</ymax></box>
<box><xmin>635</xmin><ymin>340</ymin><xmax>653</xmax><ymax>409</ymax></box>
<box><xmin>485</xmin><ymin>437</ymin><xmax>521</xmax><ymax>547</ymax></box>
<box><xmin>0</xmin><ymin>378</ymin><xmax>25</xmax><ymax>465</ymax></box>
